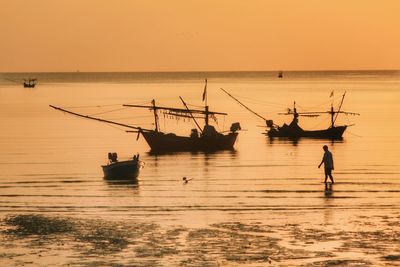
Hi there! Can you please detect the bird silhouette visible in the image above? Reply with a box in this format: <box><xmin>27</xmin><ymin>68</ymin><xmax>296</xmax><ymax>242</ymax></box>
<box><xmin>182</xmin><ymin>177</ymin><xmax>193</xmax><ymax>184</ymax></box>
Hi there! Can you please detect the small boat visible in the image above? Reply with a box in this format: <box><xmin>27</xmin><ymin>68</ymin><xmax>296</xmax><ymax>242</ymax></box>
<box><xmin>278</xmin><ymin>71</ymin><xmax>283</xmax><ymax>78</ymax></box>
<box><xmin>221</xmin><ymin>88</ymin><xmax>359</xmax><ymax>140</ymax></box>
<box><xmin>23</xmin><ymin>79</ymin><xmax>37</xmax><ymax>88</ymax></box>
<box><xmin>50</xmin><ymin>80</ymin><xmax>241</xmax><ymax>152</ymax></box>
<box><xmin>102</xmin><ymin>153</ymin><xmax>143</xmax><ymax>180</ymax></box>
<box><xmin>266</xmin><ymin>92</ymin><xmax>359</xmax><ymax>139</ymax></box>
<box><xmin>266</xmin><ymin>104</ymin><xmax>348</xmax><ymax>139</ymax></box>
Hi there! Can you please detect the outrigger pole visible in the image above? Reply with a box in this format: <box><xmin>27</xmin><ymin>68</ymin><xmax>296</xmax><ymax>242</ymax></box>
<box><xmin>179</xmin><ymin>96</ymin><xmax>203</xmax><ymax>134</ymax></box>
<box><xmin>220</xmin><ymin>87</ymin><xmax>267</xmax><ymax>121</ymax></box>
<box><xmin>333</xmin><ymin>91</ymin><xmax>346</xmax><ymax>125</ymax></box>
<box><xmin>49</xmin><ymin>105</ymin><xmax>147</xmax><ymax>131</ymax></box>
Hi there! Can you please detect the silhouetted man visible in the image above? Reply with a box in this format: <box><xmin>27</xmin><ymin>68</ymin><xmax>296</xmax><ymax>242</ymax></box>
<box><xmin>318</xmin><ymin>145</ymin><xmax>334</xmax><ymax>184</ymax></box>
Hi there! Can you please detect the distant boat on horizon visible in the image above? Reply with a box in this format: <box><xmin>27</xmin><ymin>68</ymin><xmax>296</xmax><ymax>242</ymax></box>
<box><xmin>278</xmin><ymin>71</ymin><xmax>283</xmax><ymax>78</ymax></box>
<box><xmin>23</xmin><ymin>78</ymin><xmax>37</xmax><ymax>88</ymax></box>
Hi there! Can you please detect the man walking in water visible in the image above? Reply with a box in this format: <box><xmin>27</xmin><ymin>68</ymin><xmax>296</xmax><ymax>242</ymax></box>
<box><xmin>318</xmin><ymin>145</ymin><xmax>334</xmax><ymax>184</ymax></box>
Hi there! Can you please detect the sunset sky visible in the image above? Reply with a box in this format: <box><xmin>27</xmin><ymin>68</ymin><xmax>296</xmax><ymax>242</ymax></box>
<box><xmin>1</xmin><ymin>0</ymin><xmax>399</xmax><ymax>72</ymax></box>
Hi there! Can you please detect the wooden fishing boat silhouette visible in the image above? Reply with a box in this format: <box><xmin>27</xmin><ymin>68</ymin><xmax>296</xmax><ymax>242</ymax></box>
<box><xmin>221</xmin><ymin>88</ymin><xmax>359</xmax><ymax>140</ymax></box>
<box><xmin>50</xmin><ymin>80</ymin><xmax>241</xmax><ymax>152</ymax></box>
<box><xmin>23</xmin><ymin>78</ymin><xmax>37</xmax><ymax>88</ymax></box>
<box><xmin>5</xmin><ymin>78</ymin><xmax>37</xmax><ymax>88</ymax></box>
<box><xmin>102</xmin><ymin>153</ymin><xmax>143</xmax><ymax>180</ymax></box>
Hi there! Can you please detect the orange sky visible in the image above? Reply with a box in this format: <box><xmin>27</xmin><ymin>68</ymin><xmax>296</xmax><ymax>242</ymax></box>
<box><xmin>1</xmin><ymin>0</ymin><xmax>399</xmax><ymax>72</ymax></box>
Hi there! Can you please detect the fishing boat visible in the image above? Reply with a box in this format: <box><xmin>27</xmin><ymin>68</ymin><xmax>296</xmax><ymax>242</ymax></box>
<box><xmin>50</xmin><ymin>80</ymin><xmax>241</xmax><ymax>152</ymax></box>
<box><xmin>123</xmin><ymin>97</ymin><xmax>240</xmax><ymax>152</ymax></box>
<box><xmin>266</xmin><ymin>98</ymin><xmax>359</xmax><ymax>139</ymax></box>
<box><xmin>102</xmin><ymin>153</ymin><xmax>143</xmax><ymax>180</ymax></box>
<box><xmin>23</xmin><ymin>79</ymin><xmax>37</xmax><ymax>88</ymax></box>
<box><xmin>221</xmin><ymin>88</ymin><xmax>359</xmax><ymax>140</ymax></box>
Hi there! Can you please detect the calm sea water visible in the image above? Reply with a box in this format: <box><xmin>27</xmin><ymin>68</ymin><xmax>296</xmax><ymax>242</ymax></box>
<box><xmin>0</xmin><ymin>71</ymin><xmax>400</xmax><ymax>266</ymax></box>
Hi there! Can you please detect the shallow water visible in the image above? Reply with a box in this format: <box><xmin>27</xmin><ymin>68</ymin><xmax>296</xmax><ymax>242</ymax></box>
<box><xmin>0</xmin><ymin>71</ymin><xmax>400</xmax><ymax>266</ymax></box>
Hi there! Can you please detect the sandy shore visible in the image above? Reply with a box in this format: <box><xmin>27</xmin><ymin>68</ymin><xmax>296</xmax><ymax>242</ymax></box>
<box><xmin>1</xmin><ymin>213</ymin><xmax>400</xmax><ymax>266</ymax></box>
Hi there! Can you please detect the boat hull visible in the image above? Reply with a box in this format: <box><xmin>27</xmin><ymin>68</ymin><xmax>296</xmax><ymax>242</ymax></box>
<box><xmin>268</xmin><ymin>125</ymin><xmax>347</xmax><ymax>139</ymax></box>
<box><xmin>141</xmin><ymin>131</ymin><xmax>238</xmax><ymax>152</ymax></box>
<box><xmin>101</xmin><ymin>160</ymin><xmax>141</xmax><ymax>180</ymax></box>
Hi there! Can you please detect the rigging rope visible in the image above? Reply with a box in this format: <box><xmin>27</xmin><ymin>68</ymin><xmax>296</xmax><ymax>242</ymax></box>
<box><xmin>106</xmin><ymin>115</ymin><xmax>153</xmax><ymax>120</ymax></box>
<box><xmin>345</xmin><ymin>129</ymin><xmax>362</xmax><ymax>137</ymax></box>
<box><xmin>88</xmin><ymin>107</ymin><xmax>129</xmax><ymax>116</ymax></box>
<box><xmin>63</xmin><ymin>104</ymin><xmax>122</xmax><ymax>108</ymax></box>
<box><xmin>123</xmin><ymin>100</ymin><xmax>152</xmax><ymax>106</ymax></box>
<box><xmin>63</xmin><ymin>100</ymin><xmax>151</xmax><ymax>109</ymax></box>
<box><xmin>107</xmin><ymin>116</ymin><xmax>151</xmax><ymax>121</ymax></box>
<box><xmin>307</xmin><ymin>116</ymin><xmax>329</xmax><ymax>130</ymax></box>
<box><xmin>187</xmin><ymin>103</ymin><xmax>205</xmax><ymax>108</ymax></box>
<box><xmin>233</xmin><ymin>94</ymin><xmax>287</xmax><ymax>108</ymax></box>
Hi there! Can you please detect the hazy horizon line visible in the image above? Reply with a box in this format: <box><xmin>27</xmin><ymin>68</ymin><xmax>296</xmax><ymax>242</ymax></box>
<box><xmin>1</xmin><ymin>69</ymin><xmax>400</xmax><ymax>74</ymax></box>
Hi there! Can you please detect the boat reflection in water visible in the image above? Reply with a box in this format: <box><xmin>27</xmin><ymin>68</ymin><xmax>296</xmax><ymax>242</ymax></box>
<box><xmin>102</xmin><ymin>153</ymin><xmax>144</xmax><ymax>180</ymax></box>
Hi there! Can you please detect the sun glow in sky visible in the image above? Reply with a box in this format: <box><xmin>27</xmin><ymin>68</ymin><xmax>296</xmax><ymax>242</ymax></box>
<box><xmin>1</xmin><ymin>0</ymin><xmax>399</xmax><ymax>72</ymax></box>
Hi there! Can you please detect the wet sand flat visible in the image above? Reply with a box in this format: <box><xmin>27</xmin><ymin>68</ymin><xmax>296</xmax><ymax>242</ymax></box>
<box><xmin>1</xmin><ymin>209</ymin><xmax>400</xmax><ymax>266</ymax></box>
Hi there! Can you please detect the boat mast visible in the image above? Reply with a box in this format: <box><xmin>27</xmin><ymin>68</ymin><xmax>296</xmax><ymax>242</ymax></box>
<box><xmin>205</xmin><ymin>106</ymin><xmax>209</xmax><ymax>126</ymax></box>
<box><xmin>204</xmin><ymin>79</ymin><xmax>208</xmax><ymax>107</ymax></box>
<box><xmin>330</xmin><ymin>105</ymin><xmax>334</xmax><ymax>128</ymax></box>
<box><xmin>151</xmin><ymin>99</ymin><xmax>159</xmax><ymax>132</ymax></box>
<box><xmin>293</xmin><ymin>101</ymin><xmax>298</xmax><ymax>119</ymax></box>
<box><xmin>203</xmin><ymin>79</ymin><xmax>209</xmax><ymax>126</ymax></box>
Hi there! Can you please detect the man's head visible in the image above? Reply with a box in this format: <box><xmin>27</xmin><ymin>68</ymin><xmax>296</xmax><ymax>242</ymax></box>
<box><xmin>323</xmin><ymin>145</ymin><xmax>328</xmax><ymax>151</ymax></box>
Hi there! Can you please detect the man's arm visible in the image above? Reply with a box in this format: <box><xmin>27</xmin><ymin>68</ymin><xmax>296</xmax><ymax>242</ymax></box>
<box><xmin>318</xmin><ymin>157</ymin><xmax>324</xmax><ymax>168</ymax></box>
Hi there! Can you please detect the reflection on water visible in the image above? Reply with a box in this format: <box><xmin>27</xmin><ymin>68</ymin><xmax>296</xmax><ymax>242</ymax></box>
<box><xmin>324</xmin><ymin>182</ymin><xmax>334</xmax><ymax>198</ymax></box>
<box><xmin>103</xmin><ymin>178</ymin><xmax>139</xmax><ymax>187</ymax></box>
<box><xmin>268</xmin><ymin>137</ymin><xmax>345</xmax><ymax>146</ymax></box>
<box><xmin>323</xmin><ymin>183</ymin><xmax>334</xmax><ymax>226</ymax></box>
<box><xmin>148</xmin><ymin>149</ymin><xmax>238</xmax><ymax>157</ymax></box>
<box><xmin>0</xmin><ymin>71</ymin><xmax>400</xmax><ymax>265</ymax></box>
